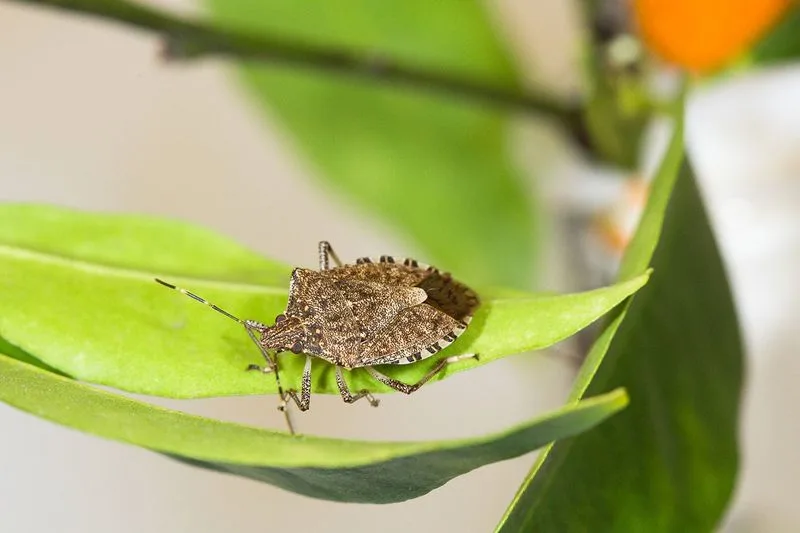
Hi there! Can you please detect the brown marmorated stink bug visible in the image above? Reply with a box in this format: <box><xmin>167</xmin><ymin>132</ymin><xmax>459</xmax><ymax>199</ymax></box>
<box><xmin>156</xmin><ymin>241</ymin><xmax>480</xmax><ymax>434</ymax></box>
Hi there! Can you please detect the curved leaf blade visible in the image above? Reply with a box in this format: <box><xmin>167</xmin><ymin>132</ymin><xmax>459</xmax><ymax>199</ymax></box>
<box><xmin>0</xmin><ymin>203</ymin><xmax>649</xmax><ymax>398</ymax></box>
<box><xmin>496</xmin><ymin>123</ymin><xmax>743</xmax><ymax>529</ymax></box>
<box><xmin>0</xmin><ymin>203</ymin><xmax>291</xmax><ymax>285</ymax></box>
<box><xmin>0</xmin><ymin>352</ymin><xmax>628</xmax><ymax>503</ymax></box>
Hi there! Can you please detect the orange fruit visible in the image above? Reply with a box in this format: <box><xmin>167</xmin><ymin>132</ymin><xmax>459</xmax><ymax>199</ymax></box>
<box><xmin>634</xmin><ymin>0</ymin><xmax>792</xmax><ymax>73</ymax></box>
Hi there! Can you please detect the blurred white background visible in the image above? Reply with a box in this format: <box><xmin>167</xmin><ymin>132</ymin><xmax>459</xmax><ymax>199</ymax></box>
<box><xmin>1</xmin><ymin>1</ymin><xmax>799</xmax><ymax>532</ymax></box>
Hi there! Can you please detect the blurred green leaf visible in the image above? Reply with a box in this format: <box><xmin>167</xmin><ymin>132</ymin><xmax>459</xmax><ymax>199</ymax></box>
<box><xmin>496</xmin><ymin>112</ymin><xmax>743</xmax><ymax>530</ymax></box>
<box><xmin>0</xmin><ymin>352</ymin><xmax>628</xmax><ymax>502</ymax></box>
<box><xmin>584</xmin><ymin>85</ymin><xmax>648</xmax><ymax>170</ymax></box>
<box><xmin>750</xmin><ymin>6</ymin><xmax>800</xmax><ymax>65</ymax></box>
<box><xmin>205</xmin><ymin>0</ymin><xmax>537</xmax><ymax>287</ymax></box>
<box><xmin>577</xmin><ymin>0</ymin><xmax>651</xmax><ymax>170</ymax></box>
<box><xmin>0</xmin><ymin>203</ymin><xmax>649</xmax><ymax>398</ymax></box>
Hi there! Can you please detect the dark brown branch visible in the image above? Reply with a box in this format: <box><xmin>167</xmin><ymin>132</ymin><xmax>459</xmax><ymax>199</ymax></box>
<box><xmin>10</xmin><ymin>0</ymin><xmax>585</xmax><ymax>132</ymax></box>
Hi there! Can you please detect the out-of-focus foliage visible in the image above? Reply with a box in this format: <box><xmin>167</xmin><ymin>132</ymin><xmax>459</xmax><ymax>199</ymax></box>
<box><xmin>206</xmin><ymin>0</ymin><xmax>539</xmax><ymax>289</ymax></box>
<box><xmin>751</xmin><ymin>6</ymin><xmax>800</xmax><ymax>65</ymax></box>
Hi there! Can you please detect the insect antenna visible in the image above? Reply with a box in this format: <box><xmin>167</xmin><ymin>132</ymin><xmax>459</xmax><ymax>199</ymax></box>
<box><xmin>155</xmin><ymin>278</ymin><xmax>296</xmax><ymax>434</ymax></box>
<box><xmin>155</xmin><ymin>278</ymin><xmax>243</xmax><ymax>324</ymax></box>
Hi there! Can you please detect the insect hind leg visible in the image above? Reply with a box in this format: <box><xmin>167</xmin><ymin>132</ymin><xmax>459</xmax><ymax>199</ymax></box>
<box><xmin>335</xmin><ymin>366</ymin><xmax>380</xmax><ymax>407</ymax></box>
<box><xmin>366</xmin><ymin>354</ymin><xmax>477</xmax><ymax>394</ymax></box>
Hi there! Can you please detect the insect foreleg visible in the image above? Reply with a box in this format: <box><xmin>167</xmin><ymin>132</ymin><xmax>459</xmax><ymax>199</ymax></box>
<box><xmin>243</xmin><ymin>320</ymin><xmax>278</xmax><ymax>369</ymax></box>
<box><xmin>366</xmin><ymin>353</ymin><xmax>477</xmax><ymax>394</ymax></box>
<box><xmin>285</xmin><ymin>355</ymin><xmax>313</xmax><ymax>411</ymax></box>
<box><xmin>335</xmin><ymin>366</ymin><xmax>380</xmax><ymax>407</ymax></box>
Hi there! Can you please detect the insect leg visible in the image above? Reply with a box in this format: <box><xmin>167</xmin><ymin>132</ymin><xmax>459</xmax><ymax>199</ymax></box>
<box><xmin>285</xmin><ymin>355</ymin><xmax>313</xmax><ymax>411</ymax></box>
<box><xmin>335</xmin><ymin>366</ymin><xmax>380</xmax><ymax>407</ymax></box>
<box><xmin>318</xmin><ymin>241</ymin><xmax>343</xmax><ymax>270</ymax></box>
<box><xmin>241</xmin><ymin>320</ymin><xmax>299</xmax><ymax>434</ymax></box>
<box><xmin>246</xmin><ymin>364</ymin><xmax>274</xmax><ymax>374</ymax></box>
<box><xmin>242</xmin><ymin>320</ymin><xmax>277</xmax><ymax>369</ymax></box>
<box><xmin>246</xmin><ymin>362</ymin><xmax>297</xmax><ymax>435</ymax></box>
<box><xmin>366</xmin><ymin>354</ymin><xmax>477</xmax><ymax>394</ymax></box>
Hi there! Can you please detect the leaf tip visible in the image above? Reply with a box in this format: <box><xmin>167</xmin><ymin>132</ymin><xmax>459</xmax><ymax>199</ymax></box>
<box><xmin>592</xmin><ymin>387</ymin><xmax>630</xmax><ymax>415</ymax></box>
<box><xmin>610</xmin><ymin>387</ymin><xmax>630</xmax><ymax>410</ymax></box>
<box><xmin>628</xmin><ymin>269</ymin><xmax>654</xmax><ymax>292</ymax></box>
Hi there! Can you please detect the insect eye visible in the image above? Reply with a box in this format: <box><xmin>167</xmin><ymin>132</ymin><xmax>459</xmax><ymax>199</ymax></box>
<box><xmin>275</xmin><ymin>314</ymin><xmax>286</xmax><ymax>323</ymax></box>
<box><xmin>290</xmin><ymin>341</ymin><xmax>303</xmax><ymax>354</ymax></box>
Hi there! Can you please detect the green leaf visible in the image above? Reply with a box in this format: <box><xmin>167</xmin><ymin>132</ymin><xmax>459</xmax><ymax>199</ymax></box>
<box><xmin>749</xmin><ymin>6</ymin><xmax>800</xmax><ymax>65</ymax></box>
<box><xmin>0</xmin><ymin>335</ymin><xmax>67</xmax><ymax>376</ymax></box>
<box><xmin>0</xmin><ymin>203</ymin><xmax>291</xmax><ymax>285</ymax></box>
<box><xmin>0</xmin><ymin>203</ymin><xmax>649</xmax><ymax>398</ymax></box>
<box><xmin>205</xmin><ymin>0</ymin><xmax>537</xmax><ymax>288</ymax></box>
<box><xmin>0</xmin><ymin>352</ymin><xmax>628</xmax><ymax>502</ymax></box>
<box><xmin>496</xmin><ymin>112</ymin><xmax>743</xmax><ymax>529</ymax></box>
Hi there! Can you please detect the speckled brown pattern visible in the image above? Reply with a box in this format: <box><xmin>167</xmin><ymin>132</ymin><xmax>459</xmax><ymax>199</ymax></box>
<box><xmin>259</xmin><ymin>253</ymin><xmax>479</xmax><ymax>369</ymax></box>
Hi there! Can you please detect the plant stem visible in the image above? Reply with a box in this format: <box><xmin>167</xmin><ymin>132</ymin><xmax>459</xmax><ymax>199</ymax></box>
<box><xmin>11</xmin><ymin>0</ymin><xmax>585</xmax><ymax>132</ymax></box>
